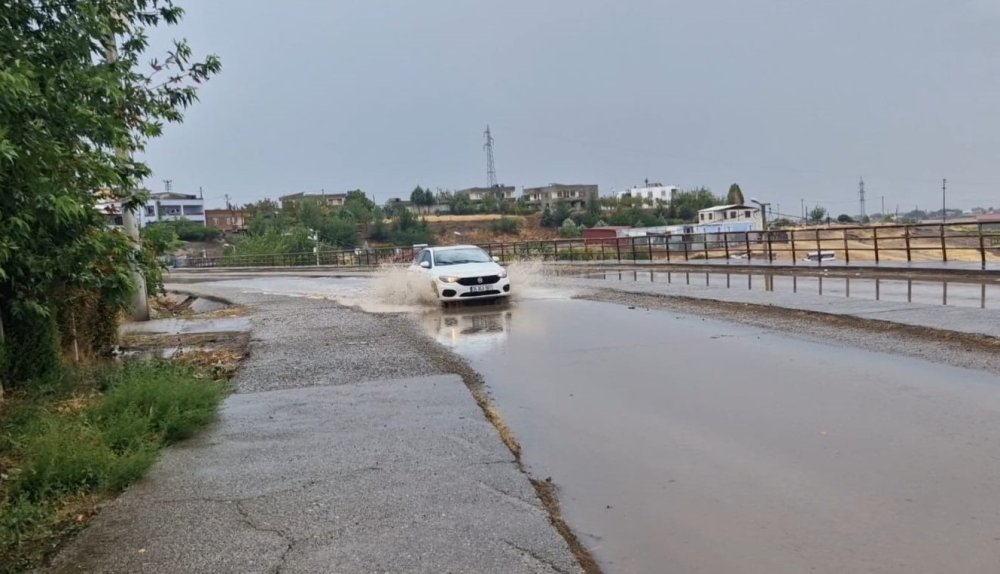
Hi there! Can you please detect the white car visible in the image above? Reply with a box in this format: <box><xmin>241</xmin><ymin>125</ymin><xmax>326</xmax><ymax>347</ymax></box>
<box><xmin>410</xmin><ymin>245</ymin><xmax>511</xmax><ymax>304</ymax></box>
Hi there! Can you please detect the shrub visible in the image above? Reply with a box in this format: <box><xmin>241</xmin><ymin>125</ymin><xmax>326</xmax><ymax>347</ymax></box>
<box><xmin>489</xmin><ymin>217</ymin><xmax>521</xmax><ymax>235</ymax></box>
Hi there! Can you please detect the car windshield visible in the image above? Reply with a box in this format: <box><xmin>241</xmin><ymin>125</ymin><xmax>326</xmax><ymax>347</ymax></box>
<box><xmin>434</xmin><ymin>248</ymin><xmax>492</xmax><ymax>266</ymax></box>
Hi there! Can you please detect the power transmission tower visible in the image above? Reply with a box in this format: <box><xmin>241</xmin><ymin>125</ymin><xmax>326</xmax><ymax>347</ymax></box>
<box><xmin>484</xmin><ymin>125</ymin><xmax>497</xmax><ymax>188</ymax></box>
<box><xmin>858</xmin><ymin>177</ymin><xmax>866</xmax><ymax>219</ymax></box>
<box><xmin>163</xmin><ymin>179</ymin><xmax>173</xmax><ymax>193</ymax></box>
<box><xmin>942</xmin><ymin>178</ymin><xmax>947</xmax><ymax>222</ymax></box>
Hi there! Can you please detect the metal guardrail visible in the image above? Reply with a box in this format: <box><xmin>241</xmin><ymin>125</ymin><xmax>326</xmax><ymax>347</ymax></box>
<box><xmin>176</xmin><ymin>222</ymin><xmax>1000</xmax><ymax>270</ymax></box>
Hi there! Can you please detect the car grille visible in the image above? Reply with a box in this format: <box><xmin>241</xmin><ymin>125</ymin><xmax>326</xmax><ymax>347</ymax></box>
<box><xmin>457</xmin><ymin>275</ymin><xmax>500</xmax><ymax>286</ymax></box>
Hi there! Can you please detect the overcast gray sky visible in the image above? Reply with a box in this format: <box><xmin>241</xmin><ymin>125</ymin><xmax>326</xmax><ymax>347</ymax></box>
<box><xmin>143</xmin><ymin>0</ymin><xmax>1000</xmax><ymax>217</ymax></box>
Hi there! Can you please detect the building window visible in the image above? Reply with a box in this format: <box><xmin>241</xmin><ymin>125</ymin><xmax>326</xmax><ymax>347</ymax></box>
<box><xmin>162</xmin><ymin>206</ymin><xmax>181</xmax><ymax>215</ymax></box>
<box><xmin>145</xmin><ymin>205</ymin><xmax>155</xmax><ymax>216</ymax></box>
<box><xmin>745</xmin><ymin>210</ymin><xmax>752</xmax><ymax>218</ymax></box>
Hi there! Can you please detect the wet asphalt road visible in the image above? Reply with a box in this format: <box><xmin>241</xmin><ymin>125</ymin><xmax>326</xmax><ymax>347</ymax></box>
<box><xmin>115</xmin><ymin>273</ymin><xmax>1000</xmax><ymax>573</ymax></box>
<box><xmin>423</xmin><ymin>298</ymin><xmax>1000</xmax><ymax>574</ymax></box>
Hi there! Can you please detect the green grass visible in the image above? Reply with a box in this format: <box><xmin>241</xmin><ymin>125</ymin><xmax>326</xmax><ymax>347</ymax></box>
<box><xmin>0</xmin><ymin>360</ymin><xmax>226</xmax><ymax>573</ymax></box>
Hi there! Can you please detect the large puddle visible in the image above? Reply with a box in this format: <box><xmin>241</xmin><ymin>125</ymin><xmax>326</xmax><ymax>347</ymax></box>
<box><xmin>429</xmin><ymin>298</ymin><xmax>1000</xmax><ymax>573</ymax></box>
<box><xmin>576</xmin><ymin>269</ymin><xmax>1000</xmax><ymax>310</ymax></box>
<box><xmin>182</xmin><ymin>270</ymin><xmax>1000</xmax><ymax>573</ymax></box>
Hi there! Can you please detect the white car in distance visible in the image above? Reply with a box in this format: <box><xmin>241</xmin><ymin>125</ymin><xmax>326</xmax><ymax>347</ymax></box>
<box><xmin>410</xmin><ymin>245</ymin><xmax>511</xmax><ymax>304</ymax></box>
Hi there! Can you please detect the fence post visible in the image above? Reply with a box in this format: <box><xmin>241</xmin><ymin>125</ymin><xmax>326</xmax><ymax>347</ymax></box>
<box><xmin>647</xmin><ymin>236</ymin><xmax>653</xmax><ymax>261</ymax></box>
<box><xmin>766</xmin><ymin>230</ymin><xmax>774</xmax><ymax>263</ymax></box>
<box><xmin>616</xmin><ymin>239</ymin><xmax>621</xmax><ymax>262</ymax></box>
<box><xmin>684</xmin><ymin>237</ymin><xmax>690</xmax><ymax>261</ymax></box>
<box><xmin>724</xmin><ymin>233</ymin><xmax>730</xmax><ymax>259</ymax></box>
<box><xmin>979</xmin><ymin>223</ymin><xmax>987</xmax><ymax>270</ymax></box>
<box><xmin>843</xmin><ymin>229</ymin><xmax>850</xmax><ymax>264</ymax></box>
<box><xmin>666</xmin><ymin>237</ymin><xmax>671</xmax><ymax>262</ymax></box>
<box><xmin>631</xmin><ymin>237</ymin><xmax>637</xmax><ymax>264</ymax></box>
<box><xmin>815</xmin><ymin>228</ymin><xmax>822</xmax><ymax>268</ymax></box>
<box><xmin>553</xmin><ymin>240</ymin><xmax>559</xmax><ymax>262</ymax></box>
<box><xmin>791</xmin><ymin>229</ymin><xmax>797</xmax><ymax>265</ymax></box>
<box><xmin>703</xmin><ymin>233</ymin><xmax>709</xmax><ymax>261</ymax></box>
<box><xmin>601</xmin><ymin>240</ymin><xmax>606</xmax><ymax>260</ymax></box>
<box><xmin>940</xmin><ymin>224</ymin><xmax>948</xmax><ymax>263</ymax></box>
<box><xmin>872</xmin><ymin>226</ymin><xmax>879</xmax><ymax>264</ymax></box>
<box><xmin>745</xmin><ymin>232</ymin><xmax>751</xmax><ymax>260</ymax></box>
<box><xmin>905</xmin><ymin>226</ymin><xmax>912</xmax><ymax>262</ymax></box>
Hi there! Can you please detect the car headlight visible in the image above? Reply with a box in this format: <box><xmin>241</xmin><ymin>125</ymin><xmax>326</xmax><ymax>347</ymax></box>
<box><xmin>438</xmin><ymin>276</ymin><xmax>459</xmax><ymax>283</ymax></box>
<box><xmin>498</xmin><ymin>269</ymin><xmax>508</xmax><ymax>278</ymax></box>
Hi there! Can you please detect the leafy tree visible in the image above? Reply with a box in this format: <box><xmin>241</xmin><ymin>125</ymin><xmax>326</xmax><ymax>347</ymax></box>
<box><xmin>342</xmin><ymin>190</ymin><xmax>377</xmax><ymax>224</ymax></box>
<box><xmin>672</xmin><ymin>187</ymin><xmax>722</xmax><ymax>221</ymax></box>
<box><xmin>559</xmin><ymin>218</ymin><xmax>582</xmax><ymax>238</ymax></box>
<box><xmin>447</xmin><ymin>192</ymin><xmax>474</xmax><ymax>215</ymax></box>
<box><xmin>410</xmin><ymin>186</ymin><xmax>428</xmax><ymax>212</ymax></box>
<box><xmin>837</xmin><ymin>214</ymin><xmax>854</xmax><ymax>223</ymax></box>
<box><xmin>809</xmin><ymin>206</ymin><xmax>828</xmax><ymax>222</ymax></box>
<box><xmin>0</xmin><ymin>1</ymin><xmax>220</xmax><ymax>383</ymax></box>
<box><xmin>726</xmin><ymin>183</ymin><xmax>745</xmax><ymax>205</ymax></box>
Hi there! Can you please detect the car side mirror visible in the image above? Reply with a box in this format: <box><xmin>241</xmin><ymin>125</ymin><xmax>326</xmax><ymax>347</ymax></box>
<box><xmin>491</xmin><ymin>256</ymin><xmax>500</xmax><ymax>262</ymax></box>
<box><xmin>419</xmin><ymin>261</ymin><xmax>431</xmax><ymax>269</ymax></box>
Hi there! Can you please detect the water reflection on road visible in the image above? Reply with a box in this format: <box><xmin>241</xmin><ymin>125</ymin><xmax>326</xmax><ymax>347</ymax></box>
<box><xmin>425</xmin><ymin>297</ymin><xmax>1000</xmax><ymax>574</ymax></box>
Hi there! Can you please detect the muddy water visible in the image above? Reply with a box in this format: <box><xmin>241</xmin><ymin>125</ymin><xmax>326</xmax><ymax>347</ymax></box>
<box><xmin>582</xmin><ymin>270</ymin><xmax>1000</xmax><ymax>309</ymax></box>
<box><xmin>429</xmin><ymin>298</ymin><xmax>1000</xmax><ymax>574</ymax></box>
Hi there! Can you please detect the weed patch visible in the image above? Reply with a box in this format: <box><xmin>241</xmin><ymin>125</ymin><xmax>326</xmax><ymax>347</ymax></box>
<box><xmin>0</xmin><ymin>360</ymin><xmax>226</xmax><ymax>573</ymax></box>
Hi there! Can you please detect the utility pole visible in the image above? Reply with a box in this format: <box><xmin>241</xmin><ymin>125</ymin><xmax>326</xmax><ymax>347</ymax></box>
<box><xmin>106</xmin><ymin>35</ymin><xmax>148</xmax><ymax>321</ymax></box>
<box><xmin>942</xmin><ymin>178</ymin><xmax>947</xmax><ymax>222</ymax></box>
<box><xmin>801</xmin><ymin>198</ymin><xmax>805</xmax><ymax>222</ymax></box>
<box><xmin>858</xmin><ymin>177</ymin><xmax>866</xmax><ymax>220</ymax></box>
<box><xmin>484</xmin><ymin>125</ymin><xmax>497</xmax><ymax>188</ymax></box>
<box><xmin>881</xmin><ymin>195</ymin><xmax>885</xmax><ymax>217</ymax></box>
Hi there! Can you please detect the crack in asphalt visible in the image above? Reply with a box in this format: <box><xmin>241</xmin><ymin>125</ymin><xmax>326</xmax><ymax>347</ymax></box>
<box><xmin>505</xmin><ymin>540</ymin><xmax>574</xmax><ymax>574</ymax></box>
<box><xmin>234</xmin><ymin>499</ymin><xmax>295</xmax><ymax>574</ymax></box>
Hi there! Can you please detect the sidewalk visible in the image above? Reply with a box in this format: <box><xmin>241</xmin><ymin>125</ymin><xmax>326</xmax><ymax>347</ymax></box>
<box><xmin>45</xmin><ymin>288</ymin><xmax>581</xmax><ymax>574</ymax></box>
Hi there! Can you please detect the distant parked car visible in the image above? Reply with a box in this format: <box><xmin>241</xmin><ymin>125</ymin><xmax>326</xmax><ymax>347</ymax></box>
<box><xmin>409</xmin><ymin>245</ymin><xmax>511</xmax><ymax>304</ymax></box>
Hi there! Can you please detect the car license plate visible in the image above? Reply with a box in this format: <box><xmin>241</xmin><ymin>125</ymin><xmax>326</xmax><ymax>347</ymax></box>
<box><xmin>469</xmin><ymin>284</ymin><xmax>490</xmax><ymax>293</ymax></box>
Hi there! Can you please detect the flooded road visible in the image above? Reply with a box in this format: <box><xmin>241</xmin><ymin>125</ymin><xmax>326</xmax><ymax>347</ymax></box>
<box><xmin>427</xmin><ymin>298</ymin><xmax>1000</xmax><ymax>574</ymax></box>
<box><xmin>578</xmin><ymin>269</ymin><xmax>1000</xmax><ymax>310</ymax></box>
<box><xmin>182</xmin><ymin>274</ymin><xmax>1000</xmax><ymax>573</ymax></box>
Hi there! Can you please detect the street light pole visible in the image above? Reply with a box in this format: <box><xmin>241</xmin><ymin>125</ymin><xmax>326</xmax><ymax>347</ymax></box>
<box><xmin>750</xmin><ymin>198</ymin><xmax>771</xmax><ymax>261</ymax></box>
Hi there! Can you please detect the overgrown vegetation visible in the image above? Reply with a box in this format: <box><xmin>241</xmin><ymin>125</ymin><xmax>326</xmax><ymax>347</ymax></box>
<box><xmin>489</xmin><ymin>216</ymin><xmax>522</xmax><ymax>235</ymax></box>
<box><xmin>146</xmin><ymin>219</ymin><xmax>221</xmax><ymax>242</ymax></box>
<box><xmin>0</xmin><ymin>1</ymin><xmax>220</xmax><ymax>389</ymax></box>
<box><xmin>0</xmin><ymin>361</ymin><xmax>226</xmax><ymax>572</ymax></box>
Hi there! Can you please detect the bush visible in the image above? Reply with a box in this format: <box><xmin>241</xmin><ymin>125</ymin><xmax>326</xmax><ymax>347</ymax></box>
<box><xmin>489</xmin><ymin>217</ymin><xmax>521</xmax><ymax>235</ymax></box>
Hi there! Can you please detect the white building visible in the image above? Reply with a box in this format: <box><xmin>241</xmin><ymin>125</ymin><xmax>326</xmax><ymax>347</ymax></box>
<box><xmin>142</xmin><ymin>192</ymin><xmax>205</xmax><ymax>226</ymax></box>
<box><xmin>617</xmin><ymin>182</ymin><xmax>678</xmax><ymax>204</ymax></box>
<box><xmin>696</xmin><ymin>204</ymin><xmax>762</xmax><ymax>231</ymax></box>
<box><xmin>96</xmin><ymin>191</ymin><xmax>205</xmax><ymax>227</ymax></box>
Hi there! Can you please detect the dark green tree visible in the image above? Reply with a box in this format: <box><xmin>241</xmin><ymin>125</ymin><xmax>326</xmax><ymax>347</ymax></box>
<box><xmin>727</xmin><ymin>183</ymin><xmax>745</xmax><ymax>205</ymax></box>
<box><xmin>809</xmin><ymin>206</ymin><xmax>829</xmax><ymax>222</ymax></box>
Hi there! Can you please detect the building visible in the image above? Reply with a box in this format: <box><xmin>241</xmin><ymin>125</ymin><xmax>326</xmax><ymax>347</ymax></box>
<box><xmin>456</xmin><ymin>185</ymin><xmax>516</xmax><ymax>203</ymax></box>
<box><xmin>696</xmin><ymin>204</ymin><xmax>762</xmax><ymax>230</ymax></box>
<box><xmin>523</xmin><ymin>183</ymin><xmax>599</xmax><ymax>210</ymax></box>
<box><xmin>279</xmin><ymin>192</ymin><xmax>347</xmax><ymax>211</ymax></box>
<box><xmin>617</xmin><ymin>182</ymin><xmax>678</xmax><ymax>204</ymax></box>
<box><xmin>142</xmin><ymin>191</ymin><xmax>206</xmax><ymax>225</ymax></box>
<box><xmin>582</xmin><ymin>226</ymin><xmax>632</xmax><ymax>242</ymax></box>
<box><xmin>205</xmin><ymin>208</ymin><xmax>250</xmax><ymax>232</ymax></box>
